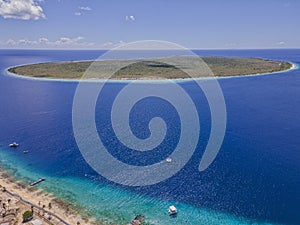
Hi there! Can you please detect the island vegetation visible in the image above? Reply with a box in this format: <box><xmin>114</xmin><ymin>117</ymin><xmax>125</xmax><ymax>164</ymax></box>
<box><xmin>8</xmin><ymin>56</ymin><xmax>293</xmax><ymax>80</ymax></box>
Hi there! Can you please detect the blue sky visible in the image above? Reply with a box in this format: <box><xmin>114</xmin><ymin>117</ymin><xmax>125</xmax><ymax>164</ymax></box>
<box><xmin>0</xmin><ymin>0</ymin><xmax>299</xmax><ymax>49</ymax></box>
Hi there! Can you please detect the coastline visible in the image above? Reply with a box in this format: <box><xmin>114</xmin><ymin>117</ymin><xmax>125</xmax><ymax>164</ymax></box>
<box><xmin>0</xmin><ymin>50</ymin><xmax>298</xmax><ymax>225</ymax></box>
<box><xmin>0</xmin><ymin>163</ymin><xmax>273</xmax><ymax>225</ymax></box>
<box><xmin>0</xmin><ymin>165</ymin><xmax>100</xmax><ymax>225</ymax></box>
<box><xmin>215</xmin><ymin>61</ymin><xmax>297</xmax><ymax>80</ymax></box>
<box><xmin>4</xmin><ymin>60</ymin><xmax>297</xmax><ymax>84</ymax></box>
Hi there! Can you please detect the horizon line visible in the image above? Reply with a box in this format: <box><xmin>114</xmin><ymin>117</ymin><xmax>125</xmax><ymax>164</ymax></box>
<box><xmin>1</xmin><ymin>47</ymin><xmax>300</xmax><ymax>51</ymax></box>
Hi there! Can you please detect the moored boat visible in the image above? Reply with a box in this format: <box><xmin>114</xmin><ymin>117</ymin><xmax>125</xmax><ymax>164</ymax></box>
<box><xmin>166</xmin><ymin>157</ymin><xmax>172</xmax><ymax>163</ymax></box>
<box><xmin>168</xmin><ymin>205</ymin><xmax>177</xmax><ymax>215</ymax></box>
<box><xmin>9</xmin><ymin>142</ymin><xmax>19</xmax><ymax>147</ymax></box>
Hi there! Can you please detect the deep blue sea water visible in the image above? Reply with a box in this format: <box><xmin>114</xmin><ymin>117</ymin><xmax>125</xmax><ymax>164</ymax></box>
<box><xmin>0</xmin><ymin>49</ymin><xmax>299</xmax><ymax>225</ymax></box>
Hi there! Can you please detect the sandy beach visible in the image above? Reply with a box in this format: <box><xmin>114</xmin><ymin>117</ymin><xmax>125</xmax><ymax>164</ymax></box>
<box><xmin>0</xmin><ymin>169</ymin><xmax>98</xmax><ymax>225</ymax></box>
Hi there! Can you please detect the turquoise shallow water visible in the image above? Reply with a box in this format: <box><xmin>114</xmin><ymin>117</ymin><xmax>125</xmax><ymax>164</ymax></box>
<box><xmin>0</xmin><ymin>147</ymin><xmax>277</xmax><ymax>225</ymax></box>
<box><xmin>0</xmin><ymin>49</ymin><xmax>299</xmax><ymax>225</ymax></box>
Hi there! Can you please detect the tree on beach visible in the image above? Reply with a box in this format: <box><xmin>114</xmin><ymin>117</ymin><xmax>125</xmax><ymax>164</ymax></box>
<box><xmin>42</xmin><ymin>204</ymin><xmax>46</xmax><ymax>216</ymax></box>
<box><xmin>22</xmin><ymin>210</ymin><xmax>33</xmax><ymax>222</ymax></box>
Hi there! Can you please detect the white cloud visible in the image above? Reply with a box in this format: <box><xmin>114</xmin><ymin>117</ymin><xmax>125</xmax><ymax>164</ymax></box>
<box><xmin>101</xmin><ymin>40</ymin><xmax>126</xmax><ymax>48</ymax></box>
<box><xmin>2</xmin><ymin>36</ymin><xmax>95</xmax><ymax>48</ymax></box>
<box><xmin>125</xmin><ymin>15</ymin><xmax>135</xmax><ymax>21</ymax></box>
<box><xmin>75</xmin><ymin>5</ymin><xmax>91</xmax><ymax>16</ymax></box>
<box><xmin>277</xmin><ymin>41</ymin><xmax>286</xmax><ymax>46</ymax></box>
<box><xmin>38</xmin><ymin>37</ymin><xmax>49</xmax><ymax>44</ymax></box>
<box><xmin>5</xmin><ymin>38</ymin><xmax>29</xmax><ymax>46</ymax></box>
<box><xmin>78</xmin><ymin>6</ymin><xmax>91</xmax><ymax>11</ymax></box>
<box><xmin>53</xmin><ymin>36</ymin><xmax>84</xmax><ymax>45</ymax></box>
<box><xmin>6</xmin><ymin>39</ymin><xmax>17</xmax><ymax>46</ymax></box>
<box><xmin>1</xmin><ymin>37</ymin><xmax>132</xmax><ymax>49</ymax></box>
<box><xmin>0</xmin><ymin>0</ymin><xmax>45</xmax><ymax>20</ymax></box>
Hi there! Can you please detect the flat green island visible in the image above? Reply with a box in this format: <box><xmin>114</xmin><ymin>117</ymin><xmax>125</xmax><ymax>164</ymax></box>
<box><xmin>8</xmin><ymin>56</ymin><xmax>293</xmax><ymax>80</ymax></box>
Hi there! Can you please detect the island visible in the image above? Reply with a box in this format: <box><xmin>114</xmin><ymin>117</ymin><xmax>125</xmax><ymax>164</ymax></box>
<box><xmin>7</xmin><ymin>56</ymin><xmax>293</xmax><ymax>80</ymax></box>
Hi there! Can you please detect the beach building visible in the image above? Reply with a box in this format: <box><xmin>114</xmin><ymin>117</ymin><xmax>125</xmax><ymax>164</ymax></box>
<box><xmin>30</xmin><ymin>219</ymin><xmax>43</xmax><ymax>225</ymax></box>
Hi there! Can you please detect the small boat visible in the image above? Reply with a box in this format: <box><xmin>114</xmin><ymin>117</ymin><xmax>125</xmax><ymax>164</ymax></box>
<box><xmin>23</xmin><ymin>150</ymin><xmax>29</xmax><ymax>154</ymax></box>
<box><xmin>166</xmin><ymin>157</ymin><xmax>172</xmax><ymax>163</ymax></box>
<box><xmin>9</xmin><ymin>142</ymin><xmax>19</xmax><ymax>147</ymax></box>
<box><xmin>168</xmin><ymin>205</ymin><xmax>177</xmax><ymax>215</ymax></box>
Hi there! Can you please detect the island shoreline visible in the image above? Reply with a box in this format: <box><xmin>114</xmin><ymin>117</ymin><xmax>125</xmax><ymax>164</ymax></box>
<box><xmin>4</xmin><ymin>58</ymin><xmax>297</xmax><ymax>83</ymax></box>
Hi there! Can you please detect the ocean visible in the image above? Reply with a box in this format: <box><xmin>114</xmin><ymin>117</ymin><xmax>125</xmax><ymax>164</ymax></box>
<box><xmin>0</xmin><ymin>49</ymin><xmax>299</xmax><ymax>224</ymax></box>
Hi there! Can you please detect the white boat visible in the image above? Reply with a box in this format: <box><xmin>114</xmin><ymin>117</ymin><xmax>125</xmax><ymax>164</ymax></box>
<box><xmin>168</xmin><ymin>205</ymin><xmax>177</xmax><ymax>215</ymax></box>
<box><xmin>9</xmin><ymin>142</ymin><xmax>19</xmax><ymax>147</ymax></box>
<box><xmin>166</xmin><ymin>157</ymin><xmax>172</xmax><ymax>163</ymax></box>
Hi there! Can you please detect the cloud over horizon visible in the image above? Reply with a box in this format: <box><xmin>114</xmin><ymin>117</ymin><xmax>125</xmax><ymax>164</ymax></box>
<box><xmin>1</xmin><ymin>36</ymin><xmax>95</xmax><ymax>48</ymax></box>
<box><xmin>277</xmin><ymin>41</ymin><xmax>286</xmax><ymax>46</ymax></box>
<box><xmin>0</xmin><ymin>0</ymin><xmax>45</xmax><ymax>20</ymax></box>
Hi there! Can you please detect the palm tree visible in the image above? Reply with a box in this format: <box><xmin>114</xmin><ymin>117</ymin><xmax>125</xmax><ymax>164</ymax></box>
<box><xmin>42</xmin><ymin>205</ymin><xmax>46</xmax><ymax>215</ymax></box>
